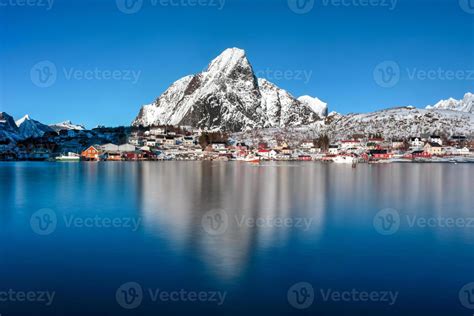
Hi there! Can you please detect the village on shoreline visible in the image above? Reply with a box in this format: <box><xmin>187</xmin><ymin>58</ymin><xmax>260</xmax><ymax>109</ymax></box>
<box><xmin>1</xmin><ymin>124</ymin><xmax>474</xmax><ymax>164</ymax></box>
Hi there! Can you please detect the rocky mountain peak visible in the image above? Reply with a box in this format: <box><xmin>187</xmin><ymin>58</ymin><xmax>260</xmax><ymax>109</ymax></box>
<box><xmin>132</xmin><ymin>48</ymin><xmax>325</xmax><ymax>131</ymax></box>
<box><xmin>426</xmin><ymin>92</ymin><xmax>473</xmax><ymax>113</ymax></box>
<box><xmin>0</xmin><ymin>112</ymin><xmax>19</xmax><ymax>132</ymax></box>
<box><xmin>15</xmin><ymin>114</ymin><xmax>31</xmax><ymax>127</ymax></box>
<box><xmin>206</xmin><ymin>48</ymin><xmax>251</xmax><ymax>76</ymax></box>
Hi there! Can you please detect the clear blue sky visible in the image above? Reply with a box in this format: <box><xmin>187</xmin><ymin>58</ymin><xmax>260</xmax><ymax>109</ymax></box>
<box><xmin>1</xmin><ymin>0</ymin><xmax>473</xmax><ymax>128</ymax></box>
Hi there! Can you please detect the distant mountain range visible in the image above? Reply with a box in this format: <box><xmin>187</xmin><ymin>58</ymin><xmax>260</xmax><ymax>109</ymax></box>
<box><xmin>131</xmin><ymin>47</ymin><xmax>473</xmax><ymax>137</ymax></box>
<box><xmin>0</xmin><ymin>113</ymin><xmax>85</xmax><ymax>142</ymax></box>
<box><xmin>49</xmin><ymin>120</ymin><xmax>85</xmax><ymax>133</ymax></box>
<box><xmin>1</xmin><ymin>48</ymin><xmax>473</xmax><ymax>142</ymax></box>
<box><xmin>321</xmin><ymin>107</ymin><xmax>473</xmax><ymax>140</ymax></box>
<box><xmin>426</xmin><ymin>93</ymin><xmax>473</xmax><ymax>113</ymax></box>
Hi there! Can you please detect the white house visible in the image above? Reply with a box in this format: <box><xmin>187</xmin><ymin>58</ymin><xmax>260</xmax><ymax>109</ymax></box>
<box><xmin>183</xmin><ymin>137</ymin><xmax>195</xmax><ymax>147</ymax></box>
<box><xmin>328</xmin><ymin>145</ymin><xmax>339</xmax><ymax>155</ymax></box>
<box><xmin>300</xmin><ymin>141</ymin><xmax>314</xmax><ymax>149</ymax></box>
<box><xmin>458</xmin><ymin>147</ymin><xmax>470</xmax><ymax>156</ymax></box>
<box><xmin>257</xmin><ymin>149</ymin><xmax>278</xmax><ymax>159</ymax></box>
<box><xmin>165</xmin><ymin>137</ymin><xmax>176</xmax><ymax>146</ymax></box>
<box><xmin>429</xmin><ymin>135</ymin><xmax>443</xmax><ymax>146</ymax></box>
<box><xmin>410</xmin><ymin>137</ymin><xmax>424</xmax><ymax>148</ymax></box>
<box><xmin>150</xmin><ymin>127</ymin><xmax>165</xmax><ymax>135</ymax></box>
<box><xmin>146</xmin><ymin>139</ymin><xmax>157</xmax><ymax>147</ymax></box>
<box><xmin>340</xmin><ymin>140</ymin><xmax>361</xmax><ymax>151</ymax></box>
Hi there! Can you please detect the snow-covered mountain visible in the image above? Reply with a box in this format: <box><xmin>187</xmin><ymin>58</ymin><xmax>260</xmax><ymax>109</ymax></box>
<box><xmin>234</xmin><ymin>106</ymin><xmax>474</xmax><ymax>145</ymax></box>
<box><xmin>321</xmin><ymin>107</ymin><xmax>474</xmax><ymax>140</ymax></box>
<box><xmin>16</xmin><ymin>115</ymin><xmax>54</xmax><ymax>139</ymax></box>
<box><xmin>49</xmin><ymin>120</ymin><xmax>85</xmax><ymax>132</ymax></box>
<box><xmin>426</xmin><ymin>93</ymin><xmax>474</xmax><ymax>113</ymax></box>
<box><xmin>132</xmin><ymin>48</ymin><xmax>326</xmax><ymax>131</ymax></box>
<box><xmin>0</xmin><ymin>112</ymin><xmax>21</xmax><ymax>142</ymax></box>
<box><xmin>297</xmin><ymin>95</ymin><xmax>328</xmax><ymax>117</ymax></box>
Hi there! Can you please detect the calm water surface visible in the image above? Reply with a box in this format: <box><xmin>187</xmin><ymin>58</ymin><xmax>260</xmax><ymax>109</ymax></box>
<box><xmin>0</xmin><ymin>162</ymin><xmax>473</xmax><ymax>315</ymax></box>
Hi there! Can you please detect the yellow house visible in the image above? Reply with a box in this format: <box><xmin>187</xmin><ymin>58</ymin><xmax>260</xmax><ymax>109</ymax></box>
<box><xmin>424</xmin><ymin>142</ymin><xmax>443</xmax><ymax>156</ymax></box>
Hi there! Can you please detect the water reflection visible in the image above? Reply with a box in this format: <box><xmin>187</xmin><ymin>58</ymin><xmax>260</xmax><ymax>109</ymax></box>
<box><xmin>0</xmin><ymin>162</ymin><xmax>472</xmax><ymax>279</ymax></box>
<box><xmin>135</xmin><ymin>162</ymin><xmax>473</xmax><ymax>278</ymax></box>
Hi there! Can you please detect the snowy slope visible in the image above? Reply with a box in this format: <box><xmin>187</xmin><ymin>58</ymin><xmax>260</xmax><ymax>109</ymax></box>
<box><xmin>426</xmin><ymin>93</ymin><xmax>473</xmax><ymax>113</ymax></box>
<box><xmin>258</xmin><ymin>79</ymin><xmax>321</xmax><ymax>127</ymax></box>
<box><xmin>233</xmin><ymin>106</ymin><xmax>474</xmax><ymax>145</ymax></box>
<box><xmin>297</xmin><ymin>95</ymin><xmax>328</xmax><ymax>118</ymax></box>
<box><xmin>132</xmin><ymin>48</ymin><xmax>324</xmax><ymax>131</ymax></box>
<box><xmin>323</xmin><ymin>107</ymin><xmax>474</xmax><ymax>139</ymax></box>
<box><xmin>49</xmin><ymin>120</ymin><xmax>86</xmax><ymax>132</ymax></box>
<box><xmin>16</xmin><ymin>115</ymin><xmax>54</xmax><ymax>139</ymax></box>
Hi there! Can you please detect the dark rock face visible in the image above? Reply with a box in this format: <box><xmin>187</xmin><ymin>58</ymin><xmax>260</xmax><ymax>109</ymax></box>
<box><xmin>0</xmin><ymin>112</ymin><xmax>19</xmax><ymax>133</ymax></box>
<box><xmin>0</xmin><ymin>112</ymin><xmax>20</xmax><ymax>142</ymax></box>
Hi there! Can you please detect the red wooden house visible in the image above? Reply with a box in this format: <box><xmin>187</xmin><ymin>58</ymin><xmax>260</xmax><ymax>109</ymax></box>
<box><xmin>298</xmin><ymin>155</ymin><xmax>312</xmax><ymax>161</ymax></box>
<box><xmin>123</xmin><ymin>151</ymin><xmax>144</xmax><ymax>161</ymax></box>
<box><xmin>81</xmin><ymin>146</ymin><xmax>100</xmax><ymax>161</ymax></box>
<box><xmin>368</xmin><ymin>149</ymin><xmax>393</xmax><ymax>160</ymax></box>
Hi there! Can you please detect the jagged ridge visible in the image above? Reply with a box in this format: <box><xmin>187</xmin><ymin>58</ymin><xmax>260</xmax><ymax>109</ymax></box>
<box><xmin>132</xmin><ymin>48</ymin><xmax>326</xmax><ymax>131</ymax></box>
